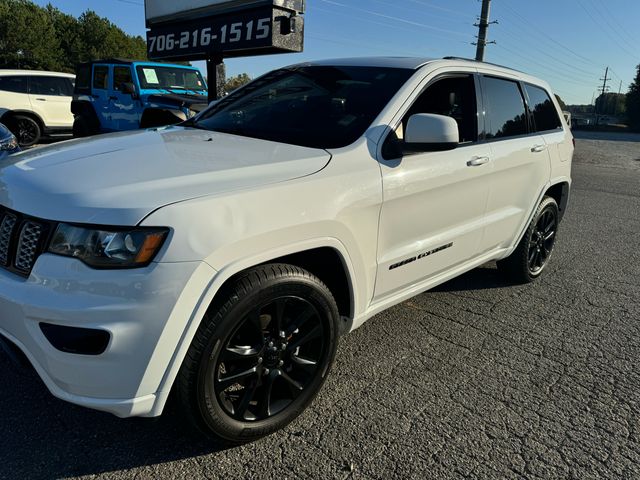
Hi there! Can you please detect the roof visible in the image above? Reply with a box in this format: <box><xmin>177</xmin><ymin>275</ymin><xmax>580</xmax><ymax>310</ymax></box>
<box><xmin>291</xmin><ymin>56</ymin><xmax>524</xmax><ymax>74</ymax></box>
<box><xmin>295</xmin><ymin>57</ymin><xmax>437</xmax><ymax>70</ymax></box>
<box><xmin>76</xmin><ymin>59</ymin><xmax>199</xmax><ymax>69</ymax></box>
<box><xmin>0</xmin><ymin>69</ymin><xmax>75</xmax><ymax>78</ymax></box>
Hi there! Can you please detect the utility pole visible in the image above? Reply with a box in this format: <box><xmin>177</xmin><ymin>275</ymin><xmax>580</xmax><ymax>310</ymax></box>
<box><xmin>594</xmin><ymin>66</ymin><xmax>611</xmax><ymax>125</ymax></box>
<box><xmin>474</xmin><ymin>0</ymin><xmax>496</xmax><ymax>61</ymax></box>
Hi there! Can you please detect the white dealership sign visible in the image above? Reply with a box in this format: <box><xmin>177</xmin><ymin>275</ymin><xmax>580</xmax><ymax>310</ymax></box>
<box><xmin>145</xmin><ymin>0</ymin><xmax>271</xmax><ymax>25</ymax></box>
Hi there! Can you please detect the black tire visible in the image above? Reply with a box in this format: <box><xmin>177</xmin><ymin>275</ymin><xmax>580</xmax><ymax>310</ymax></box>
<box><xmin>176</xmin><ymin>264</ymin><xmax>340</xmax><ymax>444</ymax></box>
<box><xmin>497</xmin><ymin>196</ymin><xmax>560</xmax><ymax>284</ymax></box>
<box><xmin>10</xmin><ymin>115</ymin><xmax>41</xmax><ymax>147</ymax></box>
<box><xmin>72</xmin><ymin>115</ymin><xmax>98</xmax><ymax>138</ymax></box>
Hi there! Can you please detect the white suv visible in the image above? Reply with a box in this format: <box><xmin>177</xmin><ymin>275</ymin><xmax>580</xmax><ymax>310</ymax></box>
<box><xmin>0</xmin><ymin>70</ymin><xmax>75</xmax><ymax>146</ymax></box>
<box><xmin>0</xmin><ymin>57</ymin><xmax>573</xmax><ymax>442</ymax></box>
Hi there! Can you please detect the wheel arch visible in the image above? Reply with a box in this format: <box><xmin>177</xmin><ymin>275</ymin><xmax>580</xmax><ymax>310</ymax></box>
<box><xmin>148</xmin><ymin>238</ymin><xmax>358</xmax><ymax>417</ymax></box>
<box><xmin>1</xmin><ymin>109</ymin><xmax>45</xmax><ymax>131</ymax></box>
<box><xmin>544</xmin><ymin>181</ymin><xmax>570</xmax><ymax>222</ymax></box>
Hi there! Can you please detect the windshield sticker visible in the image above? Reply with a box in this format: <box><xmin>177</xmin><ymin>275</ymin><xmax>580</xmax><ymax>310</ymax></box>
<box><xmin>142</xmin><ymin>68</ymin><xmax>160</xmax><ymax>84</ymax></box>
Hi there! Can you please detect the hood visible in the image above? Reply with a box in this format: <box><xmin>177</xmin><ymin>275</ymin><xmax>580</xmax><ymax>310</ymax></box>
<box><xmin>0</xmin><ymin>127</ymin><xmax>331</xmax><ymax>225</ymax></box>
<box><xmin>147</xmin><ymin>92</ymin><xmax>209</xmax><ymax>112</ymax></box>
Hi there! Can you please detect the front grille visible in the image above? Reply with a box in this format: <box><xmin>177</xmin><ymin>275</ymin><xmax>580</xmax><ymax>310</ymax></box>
<box><xmin>0</xmin><ymin>213</ymin><xmax>17</xmax><ymax>266</ymax></box>
<box><xmin>0</xmin><ymin>205</ymin><xmax>52</xmax><ymax>277</ymax></box>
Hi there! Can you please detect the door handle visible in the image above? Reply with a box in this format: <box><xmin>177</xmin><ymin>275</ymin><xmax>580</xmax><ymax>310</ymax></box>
<box><xmin>467</xmin><ymin>156</ymin><xmax>490</xmax><ymax>167</ymax></box>
<box><xmin>35</xmin><ymin>98</ymin><xmax>47</xmax><ymax>101</ymax></box>
<box><xmin>531</xmin><ymin>144</ymin><xmax>547</xmax><ymax>153</ymax></box>
<box><xmin>109</xmin><ymin>96</ymin><xmax>118</xmax><ymax>101</ymax></box>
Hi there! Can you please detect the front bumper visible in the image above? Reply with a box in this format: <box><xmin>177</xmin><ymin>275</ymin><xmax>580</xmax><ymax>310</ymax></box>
<box><xmin>0</xmin><ymin>253</ymin><xmax>215</xmax><ymax>417</ymax></box>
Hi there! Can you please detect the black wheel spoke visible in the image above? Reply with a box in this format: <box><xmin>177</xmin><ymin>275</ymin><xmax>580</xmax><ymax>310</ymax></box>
<box><xmin>235</xmin><ymin>380</ymin><xmax>259</xmax><ymax>419</ymax></box>
<box><xmin>218</xmin><ymin>366</ymin><xmax>258</xmax><ymax>391</ymax></box>
<box><xmin>289</xmin><ymin>324</ymin><xmax>322</xmax><ymax>351</ymax></box>
<box><xmin>221</xmin><ymin>345</ymin><xmax>260</xmax><ymax>362</ymax></box>
<box><xmin>258</xmin><ymin>375</ymin><xmax>275</xmax><ymax>418</ymax></box>
<box><xmin>272</xmin><ymin>297</ymin><xmax>286</xmax><ymax>334</ymax></box>
<box><xmin>286</xmin><ymin>304</ymin><xmax>317</xmax><ymax>337</ymax></box>
<box><xmin>291</xmin><ymin>355</ymin><xmax>319</xmax><ymax>373</ymax></box>
<box><xmin>280</xmin><ymin>371</ymin><xmax>304</xmax><ymax>392</ymax></box>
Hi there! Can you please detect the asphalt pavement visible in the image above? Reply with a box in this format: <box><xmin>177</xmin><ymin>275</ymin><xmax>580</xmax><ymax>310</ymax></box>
<box><xmin>1</xmin><ymin>131</ymin><xmax>639</xmax><ymax>480</ymax></box>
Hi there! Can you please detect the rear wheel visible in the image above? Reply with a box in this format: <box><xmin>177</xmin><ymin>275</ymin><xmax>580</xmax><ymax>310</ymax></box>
<box><xmin>497</xmin><ymin>196</ymin><xmax>559</xmax><ymax>284</ymax></box>
<box><xmin>72</xmin><ymin>115</ymin><xmax>98</xmax><ymax>138</ymax></box>
<box><xmin>176</xmin><ymin>264</ymin><xmax>340</xmax><ymax>443</ymax></box>
<box><xmin>11</xmin><ymin>115</ymin><xmax>41</xmax><ymax>147</ymax></box>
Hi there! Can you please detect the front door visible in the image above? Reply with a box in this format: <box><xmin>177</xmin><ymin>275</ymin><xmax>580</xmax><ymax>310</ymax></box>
<box><xmin>111</xmin><ymin>66</ymin><xmax>141</xmax><ymax>131</ymax></box>
<box><xmin>375</xmin><ymin>73</ymin><xmax>492</xmax><ymax>300</ymax></box>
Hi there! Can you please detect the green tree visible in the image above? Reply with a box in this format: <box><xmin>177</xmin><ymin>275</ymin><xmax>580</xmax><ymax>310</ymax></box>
<box><xmin>0</xmin><ymin>0</ymin><xmax>61</xmax><ymax>70</ymax></box>
<box><xmin>595</xmin><ymin>92</ymin><xmax>626</xmax><ymax>117</ymax></box>
<box><xmin>0</xmin><ymin>0</ymin><xmax>148</xmax><ymax>73</ymax></box>
<box><xmin>225</xmin><ymin>73</ymin><xmax>252</xmax><ymax>93</ymax></box>
<box><xmin>627</xmin><ymin>65</ymin><xmax>640</xmax><ymax>131</ymax></box>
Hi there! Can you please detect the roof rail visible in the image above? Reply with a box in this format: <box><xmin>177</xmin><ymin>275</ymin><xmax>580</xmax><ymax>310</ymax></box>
<box><xmin>442</xmin><ymin>56</ymin><xmax>522</xmax><ymax>73</ymax></box>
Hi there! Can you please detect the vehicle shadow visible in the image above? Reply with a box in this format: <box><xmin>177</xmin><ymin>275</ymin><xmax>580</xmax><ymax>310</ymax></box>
<box><xmin>432</xmin><ymin>263</ymin><xmax>511</xmax><ymax>292</ymax></box>
<box><xmin>0</xmin><ymin>363</ymin><xmax>232</xmax><ymax>479</ymax></box>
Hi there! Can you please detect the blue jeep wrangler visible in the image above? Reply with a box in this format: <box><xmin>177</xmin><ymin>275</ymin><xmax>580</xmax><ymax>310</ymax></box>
<box><xmin>71</xmin><ymin>59</ymin><xmax>209</xmax><ymax>136</ymax></box>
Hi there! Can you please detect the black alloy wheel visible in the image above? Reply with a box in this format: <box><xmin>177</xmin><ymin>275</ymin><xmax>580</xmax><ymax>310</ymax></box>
<box><xmin>527</xmin><ymin>208</ymin><xmax>557</xmax><ymax>275</ymax></box>
<box><xmin>176</xmin><ymin>264</ymin><xmax>339</xmax><ymax>443</ymax></box>
<box><xmin>210</xmin><ymin>296</ymin><xmax>327</xmax><ymax>422</ymax></box>
<box><xmin>497</xmin><ymin>196</ymin><xmax>560</xmax><ymax>284</ymax></box>
<box><xmin>13</xmin><ymin>115</ymin><xmax>41</xmax><ymax>147</ymax></box>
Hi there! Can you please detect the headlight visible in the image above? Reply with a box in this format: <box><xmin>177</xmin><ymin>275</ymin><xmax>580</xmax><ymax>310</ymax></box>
<box><xmin>0</xmin><ymin>133</ymin><xmax>18</xmax><ymax>151</ymax></box>
<box><xmin>48</xmin><ymin>224</ymin><xmax>169</xmax><ymax>268</ymax></box>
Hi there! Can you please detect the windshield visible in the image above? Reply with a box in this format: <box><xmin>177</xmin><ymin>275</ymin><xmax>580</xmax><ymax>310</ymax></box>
<box><xmin>136</xmin><ymin>65</ymin><xmax>207</xmax><ymax>92</ymax></box>
<box><xmin>193</xmin><ymin>66</ymin><xmax>414</xmax><ymax>149</ymax></box>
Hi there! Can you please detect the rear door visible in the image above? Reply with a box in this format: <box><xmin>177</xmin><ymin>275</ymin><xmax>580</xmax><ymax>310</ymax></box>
<box><xmin>28</xmin><ymin>76</ymin><xmax>74</xmax><ymax>127</ymax></box>
<box><xmin>375</xmin><ymin>71</ymin><xmax>493</xmax><ymax>300</ymax></box>
<box><xmin>91</xmin><ymin>64</ymin><xmax>114</xmax><ymax>130</ymax></box>
<box><xmin>479</xmin><ymin>75</ymin><xmax>551</xmax><ymax>251</ymax></box>
<box><xmin>0</xmin><ymin>75</ymin><xmax>32</xmax><ymax>112</ymax></box>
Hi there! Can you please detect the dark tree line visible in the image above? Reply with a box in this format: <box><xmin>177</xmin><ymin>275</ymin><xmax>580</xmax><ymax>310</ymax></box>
<box><xmin>627</xmin><ymin>65</ymin><xmax>640</xmax><ymax>131</ymax></box>
<box><xmin>0</xmin><ymin>0</ymin><xmax>148</xmax><ymax>73</ymax></box>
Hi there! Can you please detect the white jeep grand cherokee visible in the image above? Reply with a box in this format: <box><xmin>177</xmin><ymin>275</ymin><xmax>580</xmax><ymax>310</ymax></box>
<box><xmin>0</xmin><ymin>57</ymin><xmax>573</xmax><ymax>442</ymax></box>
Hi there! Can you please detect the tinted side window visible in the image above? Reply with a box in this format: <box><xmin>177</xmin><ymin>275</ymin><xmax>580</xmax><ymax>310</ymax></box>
<box><xmin>525</xmin><ymin>84</ymin><xmax>562</xmax><ymax>132</ymax></box>
<box><xmin>405</xmin><ymin>75</ymin><xmax>478</xmax><ymax>143</ymax></box>
<box><xmin>0</xmin><ymin>76</ymin><xmax>29</xmax><ymax>94</ymax></box>
<box><xmin>114</xmin><ymin>67</ymin><xmax>133</xmax><ymax>91</ymax></box>
<box><xmin>483</xmin><ymin>77</ymin><xmax>528</xmax><ymax>139</ymax></box>
<box><xmin>30</xmin><ymin>76</ymin><xmax>73</xmax><ymax>96</ymax></box>
<box><xmin>93</xmin><ymin>66</ymin><xmax>109</xmax><ymax>90</ymax></box>
<box><xmin>76</xmin><ymin>65</ymin><xmax>91</xmax><ymax>92</ymax></box>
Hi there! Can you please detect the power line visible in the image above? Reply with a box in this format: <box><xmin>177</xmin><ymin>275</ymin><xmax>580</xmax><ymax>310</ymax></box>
<box><xmin>497</xmin><ymin>0</ymin><xmax>599</xmax><ymax>68</ymax></box>
<box><xmin>318</xmin><ymin>0</ymin><xmax>470</xmax><ymax>38</ymax></box>
<box><xmin>576</xmin><ymin>0</ymin><xmax>638</xmax><ymax>60</ymax></box>
<box><xmin>586</xmin><ymin>0</ymin><xmax>638</xmax><ymax>54</ymax></box>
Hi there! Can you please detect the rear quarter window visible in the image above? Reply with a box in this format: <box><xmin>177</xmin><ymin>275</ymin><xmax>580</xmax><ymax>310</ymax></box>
<box><xmin>93</xmin><ymin>66</ymin><xmax>109</xmax><ymax>90</ymax></box>
<box><xmin>75</xmin><ymin>65</ymin><xmax>91</xmax><ymax>93</ymax></box>
<box><xmin>482</xmin><ymin>76</ymin><xmax>528</xmax><ymax>139</ymax></box>
<box><xmin>525</xmin><ymin>84</ymin><xmax>562</xmax><ymax>132</ymax></box>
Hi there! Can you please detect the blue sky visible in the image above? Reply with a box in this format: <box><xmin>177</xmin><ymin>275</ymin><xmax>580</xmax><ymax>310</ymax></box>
<box><xmin>33</xmin><ymin>0</ymin><xmax>640</xmax><ymax>105</ymax></box>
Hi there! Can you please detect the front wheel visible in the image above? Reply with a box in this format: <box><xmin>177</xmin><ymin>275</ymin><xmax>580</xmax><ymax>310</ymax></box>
<box><xmin>175</xmin><ymin>264</ymin><xmax>340</xmax><ymax>443</ymax></box>
<box><xmin>497</xmin><ymin>196</ymin><xmax>560</xmax><ymax>284</ymax></box>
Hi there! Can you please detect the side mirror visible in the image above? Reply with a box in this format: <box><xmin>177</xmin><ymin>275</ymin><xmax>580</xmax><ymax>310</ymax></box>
<box><xmin>404</xmin><ymin>113</ymin><xmax>459</xmax><ymax>152</ymax></box>
<box><xmin>120</xmin><ymin>82</ymin><xmax>137</xmax><ymax>97</ymax></box>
